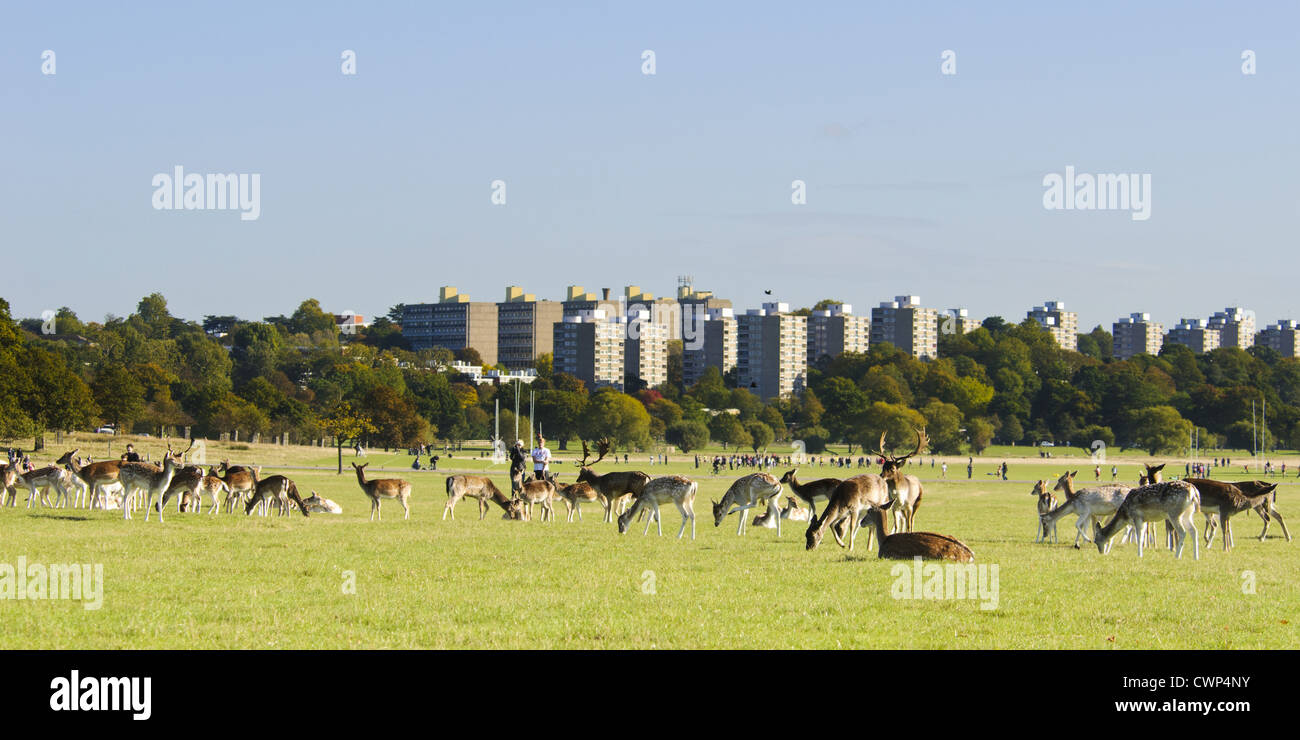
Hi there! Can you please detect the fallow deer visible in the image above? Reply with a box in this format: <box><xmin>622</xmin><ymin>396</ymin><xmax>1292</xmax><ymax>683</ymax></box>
<box><xmin>15</xmin><ymin>464</ymin><xmax>85</xmax><ymax>509</ymax></box>
<box><xmin>863</xmin><ymin>500</ymin><xmax>975</xmax><ymax>562</ymax></box>
<box><xmin>1184</xmin><ymin>478</ymin><xmax>1275</xmax><ymax>552</ymax></box>
<box><xmin>300</xmin><ymin>491</ymin><xmax>343</xmax><ymax>514</ymax></box>
<box><xmin>1245</xmin><ymin>480</ymin><xmax>1291</xmax><ymax>542</ymax></box>
<box><xmin>753</xmin><ymin>497</ymin><xmax>810</xmax><ymax>528</ymax></box>
<box><xmin>1032</xmin><ymin>479</ymin><xmax>1058</xmax><ymax>543</ymax></box>
<box><xmin>778</xmin><ymin>469</ymin><xmax>841</xmax><ymax>520</ymax></box>
<box><xmin>0</xmin><ymin>463</ymin><xmax>17</xmax><ymax>507</ymax></box>
<box><xmin>443</xmin><ymin>474</ymin><xmax>514</xmax><ymax>520</ymax></box>
<box><xmin>58</xmin><ymin>449</ymin><xmax>127</xmax><ymax>511</ymax></box>
<box><xmin>617</xmin><ymin>475</ymin><xmax>697</xmax><ymax>540</ymax></box>
<box><xmin>352</xmin><ymin>462</ymin><xmax>411</xmax><ymax>521</ymax></box>
<box><xmin>872</xmin><ymin>428</ymin><xmax>927</xmax><ymax>533</ymax></box>
<box><xmin>243</xmin><ymin>474</ymin><xmax>310</xmax><ymax>518</ymax></box>
<box><xmin>574</xmin><ymin>438</ymin><xmax>650</xmax><ymax>521</ymax></box>
<box><xmin>511</xmin><ymin>469</ymin><xmax>559</xmax><ymax>522</ymax></box>
<box><xmin>712</xmin><ymin>472</ymin><xmax>783</xmax><ymax>536</ymax></box>
<box><xmin>214</xmin><ymin>460</ymin><xmax>258</xmax><ymax>513</ymax></box>
<box><xmin>804</xmin><ymin>474</ymin><xmax>891</xmax><ymax>552</ymax></box>
<box><xmin>1041</xmin><ymin>470</ymin><xmax>1130</xmax><ymax>548</ymax></box>
<box><xmin>119</xmin><ymin>438</ymin><xmax>192</xmax><ymax>521</ymax></box>
<box><xmin>1094</xmin><ymin>480</ymin><xmax>1200</xmax><ymax>559</ymax></box>
<box><xmin>553</xmin><ymin>479</ymin><xmax>609</xmax><ymax>522</ymax></box>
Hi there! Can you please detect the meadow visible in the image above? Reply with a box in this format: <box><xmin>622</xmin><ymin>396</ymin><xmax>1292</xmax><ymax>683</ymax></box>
<box><xmin>1</xmin><ymin>434</ymin><xmax>1296</xmax><ymax>649</ymax></box>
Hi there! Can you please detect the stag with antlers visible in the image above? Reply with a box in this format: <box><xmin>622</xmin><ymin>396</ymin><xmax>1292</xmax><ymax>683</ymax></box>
<box><xmin>574</xmin><ymin>438</ymin><xmax>650</xmax><ymax>523</ymax></box>
<box><xmin>871</xmin><ymin>428</ymin><xmax>928</xmax><ymax>533</ymax></box>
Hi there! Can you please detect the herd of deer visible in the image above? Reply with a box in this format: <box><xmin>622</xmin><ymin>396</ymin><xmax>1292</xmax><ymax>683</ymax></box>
<box><xmin>1032</xmin><ymin>462</ymin><xmax>1291</xmax><ymax>560</ymax></box>
<box><xmin>3</xmin><ymin>431</ymin><xmax>1291</xmax><ymax>565</ymax></box>
<box><xmin>0</xmin><ymin>440</ymin><xmax>397</xmax><ymax>521</ymax></box>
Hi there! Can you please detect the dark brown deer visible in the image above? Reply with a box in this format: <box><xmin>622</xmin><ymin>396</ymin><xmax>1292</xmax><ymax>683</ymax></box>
<box><xmin>863</xmin><ymin>500</ymin><xmax>975</xmax><ymax>561</ymax></box>
<box><xmin>1242</xmin><ymin>480</ymin><xmax>1291</xmax><ymax>542</ymax></box>
<box><xmin>574</xmin><ymin>438</ymin><xmax>649</xmax><ymax>522</ymax></box>
<box><xmin>778</xmin><ymin>469</ymin><xmax>841</xmax><ymax>520</ymax></box>
<box><xmin>243</xmin><ymin>474</ymin><xmax>310</xmax><ymax>518</ymax></box>
<box><xmin>1184</xmin><ymin>478</ymin><xmax>1276</xmax><ymax>551</ymax></box>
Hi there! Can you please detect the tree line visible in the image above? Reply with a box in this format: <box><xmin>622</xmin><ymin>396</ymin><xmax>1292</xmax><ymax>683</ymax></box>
<box><xmin>2</xmin><ymin>294</ymin><xmax>1297</xmax><ymax>457</ymax></box>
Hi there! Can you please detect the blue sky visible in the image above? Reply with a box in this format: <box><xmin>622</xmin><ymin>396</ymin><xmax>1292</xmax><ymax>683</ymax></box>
<box><xmin>2</xmin><ymin>1</ymin><xmax>1296</xmax><ymax>333</ymax></box>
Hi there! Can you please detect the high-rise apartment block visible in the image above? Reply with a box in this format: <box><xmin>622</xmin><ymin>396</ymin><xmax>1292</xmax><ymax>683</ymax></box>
<box><xmin>737</xmin><ymin>303</ymin><xmax>807</xmax><ymax>401</ymax></box>
<box><xmin>1028</xmin><ymin>300</ymin><xmax>1079</xmax><ymax>350</ymax></box>
<box><xmin>1113</xmin><ymin>312</ymin><xmax>1164</xmax><ymax>359</ymax></box>
<box><xmin>807</xmin><ymin>303</ymin><xmax>870</xmax><ymax>364</ymax></box>
<box><xmin>401</xmin><ymin>286</ymin><xmax>498</xmax><ymax>363</ymax></box>
<box><xmin>1166</xmin><ymin>318</ymin><xmax>1220</xmax><ymax>354</ymax></box>
<box><xmin>496</xmin><ymin>286</ymin><xmax>563</xmax><ymax>370</ymax></box>
<box><xmin>1208</xmin><ymin>307</ymin><xmax>1255</xmax><ymax>350</ymax></box>
<box><xmin>870</xmin><ymin>295</ymin><xmax>940</xmax><ymax>360</ymax></box>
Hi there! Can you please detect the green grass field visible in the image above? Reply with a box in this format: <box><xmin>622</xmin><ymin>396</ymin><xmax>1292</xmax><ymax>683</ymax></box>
<box><xmin>1</xmin><ymin>435</ymin><xmax>1296</xmax><ymax>649</ymax></box>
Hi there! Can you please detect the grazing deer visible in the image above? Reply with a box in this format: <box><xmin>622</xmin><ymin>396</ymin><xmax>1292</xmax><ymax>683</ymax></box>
<box><xmin>804</xmin><ymin>474</ymin><xmax>891</xmax><ymax>552</ymax></box>
<box><xmin>300</xmin><ymin>491</ymin><xmax>342</xmax><ymax>514</ymax></box>
<box><xmin>872</xmin><ymin>428</ymin><xmax>927</xmax><ymax>533</ymax></box>
<box><xmin>778</xmin><ymin>469</ymin><xmax>841</xmax><ymax>520</ymax></box>
<box><xmin>617</xmin><ymin>475</ymin><xmax>697</xmax><ymax>540</ymax></box>
<box><xmin>119</xmin><ymin>438</ymin><xmax>192</xmax><ymax>521</ymax></box>
<box><xmin>712</xmin><ymin>472</ymin><xmax>783</xmax><ymax>536</ymax></box>
<box><xmin>443</xmin><ymin>474</ymin><xmax>514</xmax><ymax>520</ymax></box>
<box><xmin>1041</xmin><ymin>470</ymin><xmax>1130</xmax><ymax>548</ymax></box>
<box><xmin>1032</xmin><ymin>479</ymin><xmax>1058</xmax><ymax>543</ymax></box>
<box><xmin>574</xmin><ymin>438</ymin><xmax>650</xmax><ymax>521</ymax></box>
<box><xmin>1184</xmin><ymin>478</ymin><xmax>1275</xmax><ymax>551</ymax></box>
<box><xmin>554</xmin><ymin>479</ymin><xmax>608</xmax><ymax>522</ymax></box>
<box><xmin>1094</xmin><ymin>481</ymin><xmax>1200</xmax><ymax>559</ymax></box>
<box><xmin>160</xmin><ymin>465</ymin><xmax>206</xmax><ymax>513</ymax></box>
<box><xmin>753</xmin><ymin>497</ymin><xmax>810</xmax><ymax>528</ymax></box>
<box><xmin>863</xmin><ymin>500</ymin><xmax>975</xmax><ymax>562</ymax></box>
<box><xmin>243</xmin><ymin>474</ymin><xmax>310</xmax><ymax>518</ymax></box>
<box><xmin>352</xmin><ymin>462</ymin><xmax>411</xmax><ymax>521</ymax></box>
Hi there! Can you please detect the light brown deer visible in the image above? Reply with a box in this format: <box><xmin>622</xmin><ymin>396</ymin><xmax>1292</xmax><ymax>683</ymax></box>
<box><xmin>1094</xmin><ymin>480</ymin><xmax>1200</xmax><ymax>559</ymax></box>
<box><xmin>443</xmin><ymin>474</ymin><xmax>514</xmax><ymax>520</ymax></box>
<box><xmin>872</xmin><ymin>428</ymin><xmax>927</xmax><ymax>533</ymax></box>
<box><xmin>120</xmin><ymin>438</ymin><xmax>193</xmax><ymax>521</ymax></box>
<box><xmin>58</xmin><ymin>448</ymin><xmax>127</xmax><ymax>510</ymax></box>
<box><xmin>1032</xmin><ymin>479</ymin><xmax>1058</xmax><ymax>543</ymax></box>
<box><xmin>511</xmin><ymin>469</ymin><xmax>559</xmax><ymax>522</ymax></box>
<box><xmin>617</xmin><ymin>475</ymin><xmax>697</xmax><ymax>539</ymax></box>
<box><xmin>1042</xmin><ymin>470</ymin><xmax>1131</xmax><ymax>548</ymax></box>
<box><xmin>0</xmin><ymin>463</ymin><xmax>18</xmax><ymax>507</ymax></box>
<box><xmin>554</xmin><ymin>479</ymin><xmax>609</xmax><ymax>522</ymax></box>
<box><xmin>712</xmin><ymin>472</ymin><xmax>783</xmax><ymax>536</ymax></box>
<box><xmin>352</xmin><ymin>462</ymin><xmax>411</xmax><ymax>521</ymax></box>
<box><xmin>753</xmin><ymin>497</ymin><xmax>810</xmax><ymax>528</ymax></box>
<box><xmin>214</xmin><ymin>460</ymin><xmax>258</xmax><ymax>513</ymax></box>
<box><xmin>804</xmin><ymin>474</ymin><xmax>890</xmax><ymax>552</ymax></box>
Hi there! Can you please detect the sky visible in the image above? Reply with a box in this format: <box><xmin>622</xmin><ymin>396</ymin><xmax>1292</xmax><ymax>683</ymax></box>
<box><xmin>2</xmin><ymin>1</ymin><xmax>1297</xmax><ymax>333</ymax></box>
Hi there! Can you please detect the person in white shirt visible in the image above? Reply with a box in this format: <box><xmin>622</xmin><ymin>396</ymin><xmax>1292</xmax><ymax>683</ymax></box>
<box><xmin>531</xmin><ymin>437</ymin><xmax>551</xmax><ymax>480</ymax></box>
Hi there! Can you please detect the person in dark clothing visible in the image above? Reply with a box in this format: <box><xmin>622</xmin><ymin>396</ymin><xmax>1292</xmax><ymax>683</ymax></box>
<box><xmin>121</xmin><ymin>444</ymin><xmax>141</xmax><ymax>463</ymax></box>
<box><xmin>508</xmin><ymin>440</ymin><xmax>527</xmax><ymax>480</ymax></box>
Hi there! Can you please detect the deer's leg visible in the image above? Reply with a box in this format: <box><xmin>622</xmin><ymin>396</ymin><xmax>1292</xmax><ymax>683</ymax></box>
<box><xmin>1271</xmin><ymin>506</ymin><xmax>1291</xmax><ymax>542</ymax></box>
<box><xmin>848</xmin><ymin>511</ymin><xmax>859</xmax><ymax>552</ymax></box>
<box><xmin>1133</xmin><ymin>516</ymin><xmax>1145</xmax><ymax>557</ymax></box>
<box><xmin>675</xmin><ymin>500</ymin><xmax>689</xmax><ymax>539</ymax></box>
<box><xmin>1225</xmin><ymin>515</ymin><xmax>1233</xmax><ymax>551</ymax></box>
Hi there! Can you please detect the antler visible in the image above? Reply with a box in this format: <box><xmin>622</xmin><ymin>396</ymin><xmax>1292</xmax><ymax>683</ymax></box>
<box><xmin>870</xmin><ymin>430</ymin><xmax>892</xmax><ymax>460</ymax></box>
<box><xmin>576</xmin><ymin>437</ymin><xmax>612</xmax><ymax>467</ymax></box>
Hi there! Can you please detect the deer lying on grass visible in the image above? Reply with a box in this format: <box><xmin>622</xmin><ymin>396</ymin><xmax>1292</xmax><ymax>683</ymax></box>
<box><xmin>554</xmin><ymin>479</ymin><xmax>608</xmax><ymax>522</ymax></box>
<box><xmin>1184</xmin><ymin>478</ymin><xmax>1275</xmax><ymax>552</ymax></box>
<box><xmin>1094</xmin><ymin>480</ymin><xmax>1200</xmax><ymax>559</ymax></box>
<box><xmin>753</xmin><ymin>497</ymin><xmax>810</xmax><ymax>528</ymax></box>
<box><xmin>617</xmin><ymin>475</ymin><xmax>697</xmax><ymax>539</ymax></box>
<box><xmin>243</xmin><ymin>474</ymin><xmax>310</xmax><ymax>518</ymax></box>
<box><xmin>511</xmin><ymin>470</ymin><xmax>559</xmax><ymax>522</ymax></box>
<box><xmin>804</xmin><ymin>474</ymin><xmax>890</xmax><ymax>552</ymax></box>
<box><xmin>712</xmin><ymin>472</ymin><xmax>783</xmax><ymax>536</ymax></box>
<box><xmin>778</xmin><ymin>469</ymin><xmax>841</xmax><ymax>520</ymax></box>
<box><xmin>574</xmin><ymin>438</ymin><xmax>649</xmax><ymax>521</ymax></box>
<box><xmin>1041</xmin><ymin>470</ymin><xmax>1130</xmax><ymax>548</ymax></box>
<box><xmin>299</xmin><ymin>491</ymin><xmax>342</xmax><ymax>514</ymax></box>
<box><xmin>352</xmin><ymin>462</ymin><xmax>411</xmax><ymax>521</ymax></box>
<box><xmin>1032</xmin><ymin>479</ymin><xmax>1058</xmax><ymax>543</ymax></box>
<box><xmin>873</xmin><ymin>428</ymin><xmax>927</xmax><ymax>533</ymax></box>
<box><xmin>443</xmin><ymin>474</ymin><xmax>514</xmax><ymax>520</ymax></box>
<box><xmin>862</xmin><ymin>500</ymin><xmax>975</xmax><ymax>561</ymax></box>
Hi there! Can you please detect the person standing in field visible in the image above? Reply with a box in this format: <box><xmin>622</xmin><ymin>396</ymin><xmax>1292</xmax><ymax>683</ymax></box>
<box><xmin>967</xmin><ymin>457</ymin><xmax>973</xmax><ymax>479</ymax></box>
<box><xmin>1094</xmin><ymin>465</ymin><xmax>1101</xmax><ymax>481</ymax></box>
<box><xmin>941</xmin><ymin>462</ymin><xmax>948</xmax><ymax>478</ymax></box>
<box><xmin>531</xmin><ymin>436</ymin><xmax>551</xmax><ymax>480</ymax></box>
